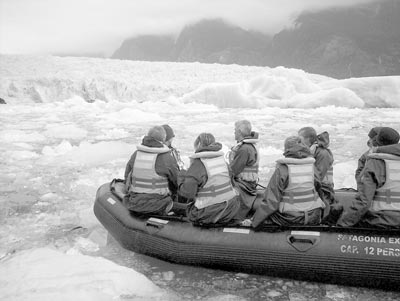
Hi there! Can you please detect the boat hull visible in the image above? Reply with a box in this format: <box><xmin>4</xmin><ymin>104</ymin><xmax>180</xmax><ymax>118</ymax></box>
<box><xmin>94</xmin><ymin>183</ymin><xmax>400</xmax><ymax>290</ymax></box>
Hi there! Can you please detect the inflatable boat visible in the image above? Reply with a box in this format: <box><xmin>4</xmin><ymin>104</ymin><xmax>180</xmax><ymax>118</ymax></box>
<box><xmin>94</xmin><ymin>182</ymin><xmax>400</xmax><ymax>290</ymax></box>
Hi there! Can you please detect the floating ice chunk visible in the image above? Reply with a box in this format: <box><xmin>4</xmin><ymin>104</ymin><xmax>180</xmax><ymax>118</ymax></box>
<box><xmin>9</xmin><ymin>150</ymin><xmax>39</xmax><ymax>160</ymax></box>
<box><xmin>42</xmin><ymin>140</ymin><xmax>73</xmax><ymax>156</ymax></box>
<box><xmin>259</xmin><ymin>146</ymin><xmax>282</xmax><ymax>156</ymax></box>
<box><xmin>87</xmin><ymin>227</ymin><xmax>108</xmax><ymax>248</ymax></box>
<box><xmin>333</xmin><ymin>161</ymin><xmax>357</xmax><ymax>189</ymax></box>
<box><xmin>40</xmin><ymin>141</ymin><xmax>132</xmax><ymax>166</ymax></box>
<box><xmin>73</xmin><ymin>237</ymin><xmax>100</xmax><ymax>253</ymax></box>
<box><xmin>287</xmin><ymin>87</ymin><xmax>364</xmax><ymax>108</ymax></box>
<box><xmin>105</xmin><ymin>108</ymin><xmax>162</xmax><ymax>123</ymax></box>
<box><xmin>78</xmin><ymin>207</ymin><xmax>101</xmax><ymax>229</ymax></box>
<box><xmin>0</xmin><ymin>130</ymin><xmax>46</xmax><ymax>142</ymax></box>
<box><xmin>44</xmin><ymin>124</ymin><xmax>88</xmax><ymax>139</ymax></box>
<box><xmin>95</xmin><ymin>128</ymin><xmax>130</xmax><ymax>140</ymax></box>
<box><xmin>0</xmin><ymin>248</ymin><xmax>164</xmax><ymax>300</ymax></box>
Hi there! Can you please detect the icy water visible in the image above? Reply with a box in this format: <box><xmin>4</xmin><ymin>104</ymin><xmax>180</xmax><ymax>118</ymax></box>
<box><xmin>1</xmin><ymin>100</ymin><xmax>400</xmax><ymax>300</ymax></box>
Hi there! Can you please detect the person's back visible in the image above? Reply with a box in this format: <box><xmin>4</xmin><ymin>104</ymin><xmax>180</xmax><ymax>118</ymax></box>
<box><xmin>355</xmin><ymin>127</ymin><xmax>382</xmax><ymax>189</ymax></box>
<box><xmin>229</xmin><ymin>120</ymin><xmax>260</xmax><ymax>218</ymax></box>
<box><xmin>124</xmin><ymin>126</ymin><xmax>179</xmax><ymax>215</ymax></box>
<box><xmin>299</xmin><ymin>128</ymin><xmax>335</xmax><ymax>204</ymax></box>
<box><xmin>337</xmin><ymin>127</ymin><xmax>400</xmax><ymax>229</ymax></box>
<box><xmin>243</xmin><ymin>136</ymin><xmax>325</xmax><ymax>228</ymax></box>
<box><xmin>179</xmin><ymin>133</ymin><xmax>241</xmax><ymax>226</ymax></box>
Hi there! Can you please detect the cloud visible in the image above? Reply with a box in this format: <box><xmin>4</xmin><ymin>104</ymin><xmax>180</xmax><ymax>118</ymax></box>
<box><xmin>0</xmin><ymin>0</ymin><xmax>378</xmax><ymax>56</ymax></box>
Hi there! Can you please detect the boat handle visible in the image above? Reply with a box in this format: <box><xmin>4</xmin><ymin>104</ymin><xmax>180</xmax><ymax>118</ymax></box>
<box><xmin>145</xmin><ymin>219</ymin><xmax>165</xmax><ymax>229</ymax></box>
<box><xmin>287</xmin><ymin>234</ymin><xmax>320</xmax><ymax>252</ymax></box>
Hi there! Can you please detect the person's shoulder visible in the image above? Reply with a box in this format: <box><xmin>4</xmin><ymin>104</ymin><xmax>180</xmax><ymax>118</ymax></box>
<box><xmin>364</xmin><ymin>156</ymin><xmax>385</xmax><ymax>172</ymax></box>
<box><xmin>240</xmin><ymin>143</ymin><xmax>256</xmax><ymax>152</ymax></box>
<box><xmin>157</xmin><ymin>150</ymin><xmax>176</xmax><ymax>164</ymax></box>
<box><xmin>186</xmin><ymin>159</ymin><xmax>207</xmax><ymax>176</ymax></box>
<box><xmin>316</xmin><ymin>146</ymin><xmax>333</xmax><ymax>158</ymax></box>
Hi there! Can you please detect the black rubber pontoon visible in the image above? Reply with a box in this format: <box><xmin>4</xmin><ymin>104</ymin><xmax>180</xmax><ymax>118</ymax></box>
<box><xmin>94</xmin><ymin>182</ymin><xmax>400</xmax><ymax>290</ymax></box>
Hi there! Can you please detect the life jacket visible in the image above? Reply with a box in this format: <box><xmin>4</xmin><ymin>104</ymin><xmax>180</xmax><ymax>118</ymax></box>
<box><xmin>128</xmin><ymin>145</ymin><xmax>170</xmax><ymax>195</ymax></box>
<box><xmin>310</xmin><ymin>143</ymin><xmax>333</xmax><ymax>186</ymax></box>
<box><xmin>276</xmin><ymin>157</ymin><xmax>325</xmax><ymax>213</ymax></box>
<box><xmin>190</xmin><ymin>151</ymin><xmax>238</xmax><ymax>209</ymax></box>
<box><xmin>229</xmin><ymin>138</ymin><xmax>259</xmax><ymax>182</ymax></box>
<box><xmin>368</xmin><ymin>153</ymin><xmax>400</xmax><ymax>212</ymax></box>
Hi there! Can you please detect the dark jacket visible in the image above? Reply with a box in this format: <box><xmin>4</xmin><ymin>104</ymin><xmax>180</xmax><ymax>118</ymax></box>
<box><xmin>123</xmin><ymin>136</ymin><xmax>179</xmax><ymax>215</ymax></box>
<box><xmin>337</xmin><ymin>144</ymin><xmax>400</xmax><ymax>229</ymax></box>
<box><xmin>355</xmin><ymin>150</ymin><xmax>369</xmax><ymax>188</ymax></box>
<box><xmin>179</xmin><ymin>142</ymin><xmax>241</xmax><ymax>226</ymax></box>
<box><xmin>230</xmin><ymin>140</ymin><xmax>258</xmax><ymax>177</ymax></box>
<box><xmin>229</xmin><ymin>133</ymin><xmax>259</xmax><ymax>218</ymax></box>
<box><xmin>251</xmin><ymin>144</ymin><xmax>323</xmax><ymax>228</ymax></box>
<box><xmin>312</xmin><ymin>132</ymin><xmax>335</xmax><ymax>204</ymax></box>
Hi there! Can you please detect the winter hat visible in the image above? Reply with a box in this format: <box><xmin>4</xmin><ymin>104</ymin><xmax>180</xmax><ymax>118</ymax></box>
<box><xmin>162</xmin><ymin>124</ymin><xmax>175</xmax><ymax>141</ymax></box>
<box><xmin>317</xmin><ymin>131</ymin><xmax>330</xmax><ymax>148</ymax></box>
<box><xmin>147</xmin><ymin>126</ymin><xmax>166</xmax><ymax>142</ymax></box>
<box><xmin>194</xmin><ymin>133</ymin><xmax>215</xmax><ymax>148</ymax></box>
<box><xmin>284</xmin><ymin>136</ymin><xmax>302</xmax><ymax>152</ymax></box>
<box><xmin>368</xmin><ymin>127</ymin><xmax>383</xmax><ymax>139</ymax></box>
<box><xmin>375</xmin><ymin>127</ymin><xmax>400</xmax><ymax>146</ymax></box>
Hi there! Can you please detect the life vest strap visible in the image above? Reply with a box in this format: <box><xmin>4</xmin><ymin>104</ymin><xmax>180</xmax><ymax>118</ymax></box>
<box><xmin>131</xmin><ymin>176</ymin><xmax>169</xmax><ymax>189</ymax></box>
<box><xmin>242</xmin><ymin>165</ymin><xmax>259</xmax><ymax>172</ymax></box>
<box><xmin>375</xmin><ymin>190</ymin><xmax>400</xmax><ymax>204</ymax></box>
<box><xmin>197</xmin><ymin>184</ymin><xmax>233</xmax><ymax>198</ymax></box>
<box><xmin>282</xmin><ymin>189</ymin><xmax>315</xmax><ymax>204</ymax></box>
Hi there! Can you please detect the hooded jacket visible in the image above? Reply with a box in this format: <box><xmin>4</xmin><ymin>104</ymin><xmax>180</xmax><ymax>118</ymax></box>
<box><xmin>123</xmin><ymin>136</ymin><xmax>179</xmax><ymax>214</ymax></box>
<box><xmin>337</xmin><ymin>143</ymin><xmax>400</xmax><ymax>228</ymax></box>
<box><xmin>229</xmin><ymin>132</ymin><xmax>259</xmax><ymax>181</ymax></box>
<box><xmin>124</xmin><ymin>136</ymin><xmax>179</xmax><ymax>195</ymax></box>
<box><xmin>179</xmin><ymin>142</ymin><xmax>241</xmax><ymax>226</ymax></box>
<box><xmin>311</xmin><ymin>132</ymin><xmax>334</xmax><ymax>186</ymax></box>
<box><xmin>252</xmin><ymin>144</ymin><xmax>324</xmax><ymax>228</ymax></box>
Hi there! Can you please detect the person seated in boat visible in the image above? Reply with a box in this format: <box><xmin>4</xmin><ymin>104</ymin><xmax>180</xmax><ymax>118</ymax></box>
<box><xmin>298</xmin><ymin>127</ymin><xmax>335</xmax><ymax>205</ymax></box>
<box><xmin>123</xmin><ymin>125</ymin><xmax>179</xmax><ymax>215</ymax></box>
<box><xmin>337</xmin><ymin>127</ymin><xmax>400</xmax><ymax>229</ymax></box>
<box><xmin>355</xmin><ymin>127</ymin><xmax>382</xmax><ymax>189</ymax></box>
<box><xmin>178</xmin><ymin>133</ymin><xmax>242</xmax><ymax>226</ymax></box>
<box><xmin>162</xmin><ymin>124</ymin><xmax>185</xmax><ymax>170</ymax></box>
<box><xmin>228</xmin><ymin>120</ymin><xmax>260</xmax><ymax>219</ymax></box>
<box><xmin>241</xmin><ymin>136</ymin><xmax>326</xmax><ymax>228</ymax></box>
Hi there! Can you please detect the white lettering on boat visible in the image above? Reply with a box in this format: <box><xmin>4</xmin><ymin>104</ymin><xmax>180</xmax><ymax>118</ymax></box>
<box><xmin>389</xmin><ymin>237</ymin><xmax>400</xmax><ymax>244</ymax></box>
<box><xmin>340</xmin><ymin>245</ymin><xmax>359</xmax><ymax>254</ymax></box>
<box><xmin>148</xmin><ymin>217</ymin><xmax>169</xmax><ymax>224</ymax></box>
<box><xmin>290</xmin><ymin>231</ymin><xmax>320</xmax><ymax>236</ymax></box>
<box><xmin>336</xmin><ymin>234</ymin><xmax>394</xmax><ymax>244</ymax></box>
<box><xmin>363</xmin><ymin>247</ymin><xmax>400</xmax><ymax>257</ymax></box>
<box><xmin>337</xmin><ymin>235</ymin><xmax>400</xmax><ymax>257</ymax></box>
<box><xmin>223</xmin><ymin>228</ymin><xmax>250</xmax><ymax>234</ymax></box>
<box><xmin>107</xmin><ymin>198</ymin><xmax>116</xmax><ymax>205</ymax></box>
<box><xmin>340</xmin><ymin>245</ymin><xmax>400</xmax><ymax>257</ymax></box>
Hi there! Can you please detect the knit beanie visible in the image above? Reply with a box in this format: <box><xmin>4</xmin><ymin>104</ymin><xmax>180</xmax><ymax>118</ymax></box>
<box><xmin>284</xmin><ymin>136</ymin><xmax>302</xmax><ymax>152</ymax></box>
<box><xmin>375</xmin><ymin>127</ymin><xmax>400</xmax><ymax>146</ymax></box>
<box><xmin>368</xmin><ymin>127</ymin><xmax>383</xmax><ymax>139</ymax></box>
<box><xmin>162</xmin><ymin>124</ymin><xmax>175</xmax><ymax>141</ymax></box>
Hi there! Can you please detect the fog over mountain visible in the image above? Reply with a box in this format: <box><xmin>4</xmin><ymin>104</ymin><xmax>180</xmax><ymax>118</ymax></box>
<box><xmin>112</xmin><ymin>0</ymin><xmax>400</xmax><ymax>78</ymax></box>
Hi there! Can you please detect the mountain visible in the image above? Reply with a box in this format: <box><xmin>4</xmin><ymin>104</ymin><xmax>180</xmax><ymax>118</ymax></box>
<box><xmin>112</xmin><ymin>19</ymin><xmax>271</xmax><ymax>66</ymax></box>
<box><xmin>172</xmin><ymin>19</ymin><xmax>271</xmax><ymax>66</ymax></box>
<box><xmin>111</xmin><ymin>0</ymin><xmax>400</xmax><ymax>78</ymax></box>
<box><xmin>111</xmin><ymin>35</ymin><xmax>175</xmax><ymax>61</ymax></box>
<box><xmin>271</xmin><ymin>0</ymin><xmax>400</xmax><ymax>78</ymax></box>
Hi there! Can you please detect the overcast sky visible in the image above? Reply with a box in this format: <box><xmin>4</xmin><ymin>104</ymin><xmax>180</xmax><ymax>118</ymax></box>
<box><xmin>0</xmin><ymin>0</ymin><xmax>377</xmax><ymax>56</ymax></box>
